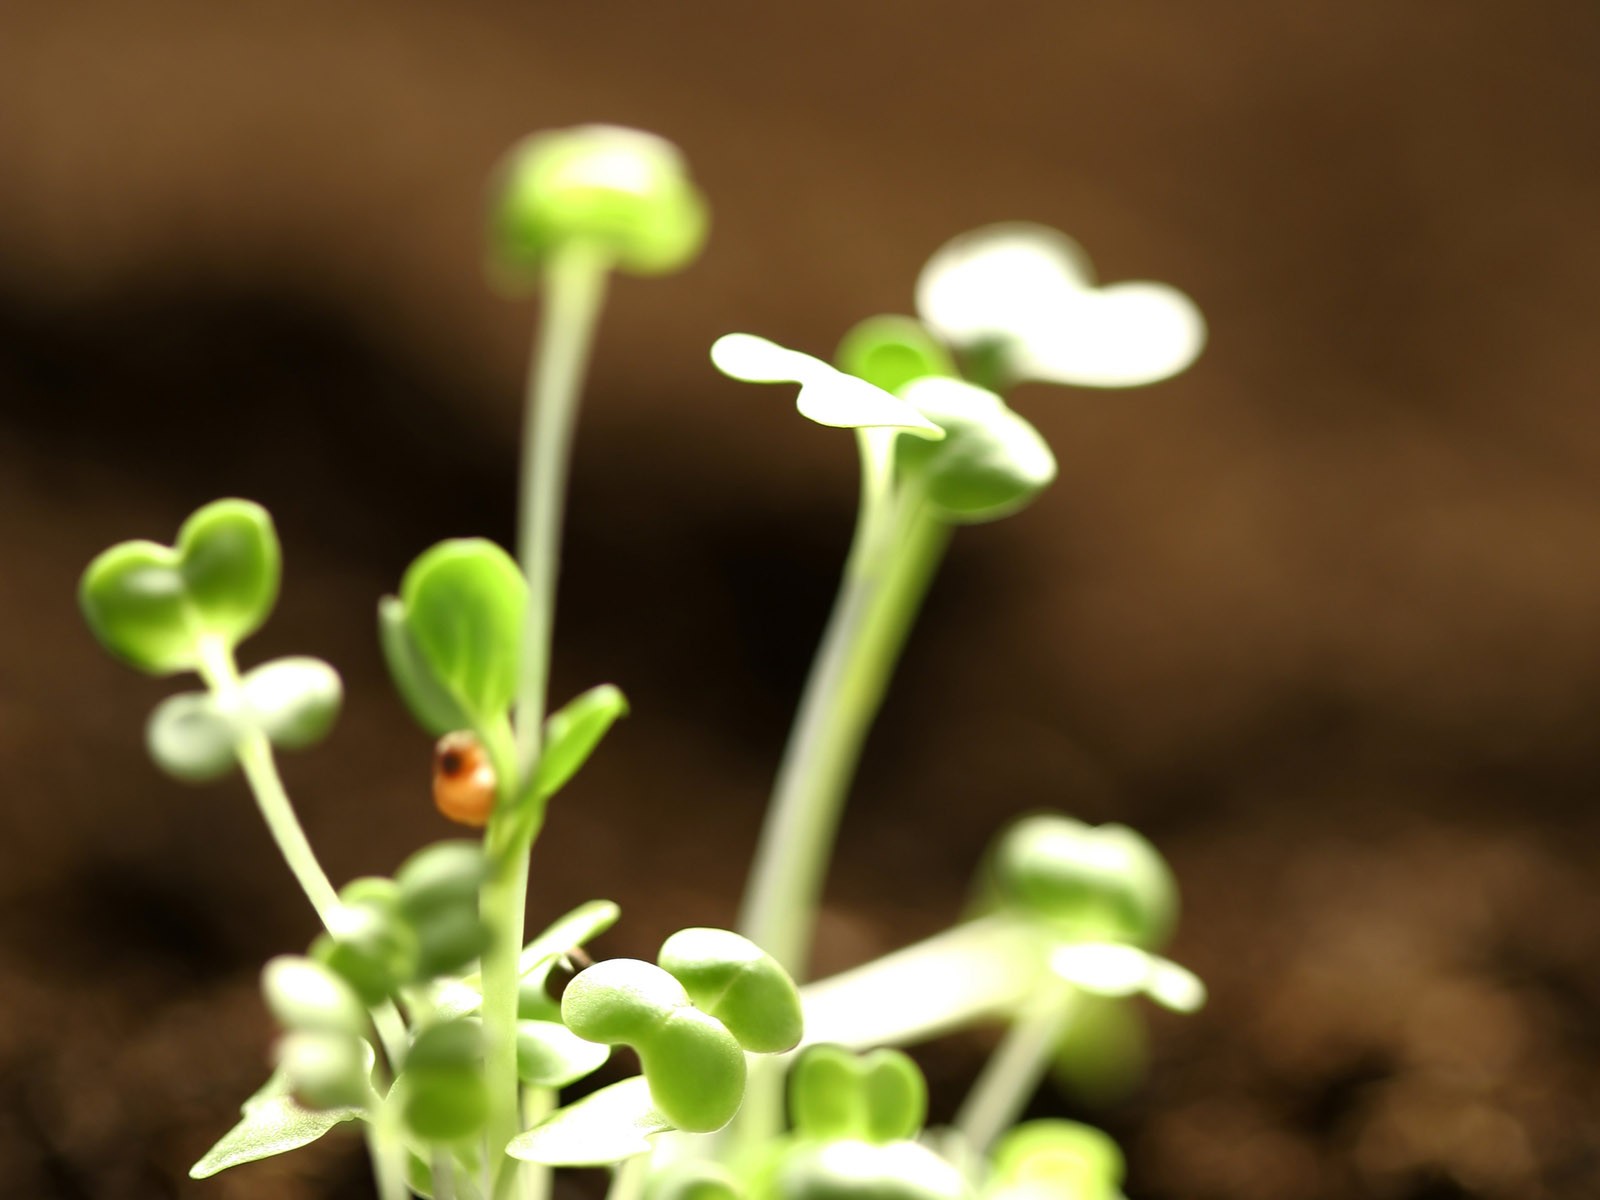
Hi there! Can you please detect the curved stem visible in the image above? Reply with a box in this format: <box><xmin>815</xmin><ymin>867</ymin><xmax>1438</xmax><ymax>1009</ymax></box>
<box><xmin>482</xmin><ymin>243</ymin><xmax>611</xmax><ymax>1200</ymax></box>
<box><xmin>952</xmin><ymin>979</ymin><xmax>1076</xmax><ymax>1156</ymax></box>
<box><xmin>195</xmin><ymin>636</ymin><xmax>339</xmax><ymax>924</ymax></box>
<box><xmin>737</xmin><ymin>490</ymin><xmax>950</xmax><ymax>977</ymax></box>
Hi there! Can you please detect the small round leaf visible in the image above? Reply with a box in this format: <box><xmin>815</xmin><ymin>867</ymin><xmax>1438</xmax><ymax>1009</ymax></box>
<box><xmin>490</xmin><ymin>125</ymin><xmax>708</xmax><ymax>280</ymax></box>
<box><xmin>516</xmin><ymin>1019</ymin><xmax>611</xmax><ymax>1087</ymax></box>
<box><xmin>261</xmin><ymin>956</ymin><xmax>369</xmax><ymax>1038</ymax></box>
<box><xmin>145</xmin><ymin>691</ymin><xmax>239</xmax><ymax>782</ymax></box>
<box><xmin>276</xmin><ymin>1031</ymin><xmax>371</xmax><ymax>1112</ymax></box>
<box><xmin>241</xmin><ymin>656</ymin><xmax>342</xmax><ymax>750</ymax></box>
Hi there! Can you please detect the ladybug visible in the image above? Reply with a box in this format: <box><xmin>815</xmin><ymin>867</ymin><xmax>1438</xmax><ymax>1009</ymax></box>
<box><xmin>432</xmin><ymin>731</ymin><xmax>497</xmax><ymax>827</ymax></box>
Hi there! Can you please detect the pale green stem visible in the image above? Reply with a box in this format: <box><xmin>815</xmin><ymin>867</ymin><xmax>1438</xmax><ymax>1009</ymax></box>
<box><xmin>730</xmin><ymin>481</ymin><xmax>950</xmax><ymax>1157</ymax></box>
<box><xmin>196</xmin><ymin>638</ymin><xmax>411</xmax><ymax>1191</ymax></box>
<box><xmin>520</xmin><ymin>1088</ymin><xmax>555</xmax><ymax>1200</ymax></box>
<box><xmin>482</xmin><ymin>242</ymin><xmax>612</xmax><ymax>1200</ymax></box>
<box><xmin>195</xmin><ymin>638</ymin><xmax>409</xmax><ymax>1067</ymax></box>
<box><xmin>952</xmin><ymin>979</ymin><xmax>1077</xmax><ymax>1156</ymax></box>
<box><xmin>607</xmin><ymin>1153</ymin><xmax>650</xmax><ymax>1200</ymax></box>
<box><xmin>736</xmin><ymin>487</ymin><xmax>951</xmax><ymax>976</ymax></box>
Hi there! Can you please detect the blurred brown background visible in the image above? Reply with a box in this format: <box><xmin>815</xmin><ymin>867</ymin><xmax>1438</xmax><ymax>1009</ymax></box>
<box><xmin>2</xmin><ymin>2</ymin><xmax>1598</xmax><ymax>1197</ymax></box>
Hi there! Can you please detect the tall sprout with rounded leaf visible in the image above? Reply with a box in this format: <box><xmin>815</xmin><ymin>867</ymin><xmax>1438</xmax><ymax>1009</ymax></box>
<box><xmin>79</xmin><ymin>125</ymin><xmax>1210</xmax><ymax>1200</ymax></box>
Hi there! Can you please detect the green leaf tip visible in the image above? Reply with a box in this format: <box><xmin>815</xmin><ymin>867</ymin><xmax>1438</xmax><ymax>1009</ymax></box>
<box><xmin>490</xmin><ymin>125</ymin><xmax>708</xmax><ymax>281</ymax></box>
<box><xmin>711</xmin><ymin>334</ymin><xmax>945</xmax><ymax>438</ymax></box>
<box><xmin>188</xmin><ymin>1069</ymin><xmax>361</xmax><ymax>1179</ymax></box>
<box><xmin>80</xmin><ymin>498</ymin><xmax>280</xmax><ymax>675</ymax></box>
<box><xmin>536</xmin><ymin>683</ymin><xmax>629</xmax><ymax>799</ymax></box>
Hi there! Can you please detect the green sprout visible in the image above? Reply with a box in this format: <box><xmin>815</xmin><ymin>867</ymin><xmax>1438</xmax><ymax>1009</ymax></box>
<box><xmin>78</xmin><ymin>124</ymin><xmax>1210</xmax><ymax>1200</ymax></box>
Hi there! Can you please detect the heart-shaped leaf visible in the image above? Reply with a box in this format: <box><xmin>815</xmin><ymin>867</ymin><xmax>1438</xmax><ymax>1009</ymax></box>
<box><xmin>189</xmin><ymin>1069</ymin><xmax>362</xmax><ymax>1179</ymax></box>
<box><xmin>241</xmin><ymin>656</ymin><xmax>343</xmax><ymax>750</ymax></box>
<box><xmin>80</xmin><ymin>499</ymin><xmax>280</xmax><ymax>675</ymax></box>
<box><xmin>145</xmin><ymin>691</ymin><xmax>239</xmax><ymax>782</ymax></box>
<box><xmin>398</xmin><ymin>540</ymin><xmax>527</xmax><ymax>727</ymax></box>
<box><xmin>507</xmin><ymin>1076</ymin><xmax>672</xmax><ymax>1166</ymax></box>
<box><xmin>790</xmin><ymin>1046</ymin><xmax>926</xmax><ymax>1144</ymax></box>
<box><xmin>895</xmin><ymin>379</ymin><xmax>1056</xmax><ymax>523</ymax></box>
<box><xmin>711</xmin><ymin>334</ymin><xmax>944</xmax><ymax>438</ymax></box>
<box><xmin>916</xmin><ymin>222</ymin><xmax>1204</xmax><ymax>388</ymax></box>
<box><xmin>535</xmin><ymin>684</ymin><xmax>629</xmax><ymax>799</ymax></box>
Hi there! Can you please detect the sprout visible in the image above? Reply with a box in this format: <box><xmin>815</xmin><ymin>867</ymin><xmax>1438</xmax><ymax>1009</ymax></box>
<box><xmin>916</xmin><ymin>223</ymin><xmax>1205</xmax><ymax>389</ymax></box>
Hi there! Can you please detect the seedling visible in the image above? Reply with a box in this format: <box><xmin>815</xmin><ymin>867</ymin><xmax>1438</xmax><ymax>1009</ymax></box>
<box><xmin>80</xmin><ymin>123</ymin><xmax>1207</xmax><ymax>1200</ymax></box>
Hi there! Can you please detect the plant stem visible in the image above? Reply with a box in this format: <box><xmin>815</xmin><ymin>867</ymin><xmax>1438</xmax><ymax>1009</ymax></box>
<box><xmin>607</xmin><ymin>1152</ymin><xmax>649</xmax><ymax>1200</ymax></box>
<box><xmin>194</xmin><ymin>639</ymin><xmax>411</xmax><ymax>1064</ymax></box>
<box><xmin>951</xmin><ymin>979</ymin><xmax>1076</xmax><ymax>1156</ymax></box>
<box><xmin>482</xmin><ymin>243</ymin><xmax>611</xmax><ymax>1200</ymax></box>
<box><xmin>195</xmin><ymin>638</ymin><xmax>341</xmax><ymax>924</ymax></box>
<box><xmin>737</xmin><ymin>490</ymin><xmax>951</xmax><ymax>977</ymax></box>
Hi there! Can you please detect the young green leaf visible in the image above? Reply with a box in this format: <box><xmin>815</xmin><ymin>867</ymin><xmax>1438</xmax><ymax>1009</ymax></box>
<box><xmin>834</xmin><ymin>316</ymin><xmax>955</xmax><ymax>396</ymax></box>
<box><xmin>789</xmin><ymin>1046</ymin><xmax>925</xmax><ymax>1145</ymax></box>
<box><xmin>261</xmin><ymin>956</ymin><xmax>370</xmax><ymax>1039</ymax></box>
<box><xmin>561</xmin><ymin>958</ymin><xmax>747</xmax><ymax>1132</ymax></box>
<box><xmin>516</xmin><ymin>1019</ymin><xmax>611</xmax><ymax>1087</ymax></box>
<box><xmin>989</xmin><ymin>1120</ymin><xmax>1125</xmax><ymax>1200</ymax></box>
<box><xmin>894</xmin><ymin>379</ymin><xmax>1056</xmax><ymax>524</ymax></box>
<box><xmin>400</xmin><ymin>1020</ymin><xmax>488</xmax><ymax>1142</ymax></box>
<box><xmin>241</xmin><ymin>656</ymin><xmax>343</xmax><ymax>750</ymax></box>
<box><xmin>519</xmin><ymin>898</ymin><xmax>621</xmax><ymax>975</ymax></box>
<box><xmin>711</xmin><ymin>334</ymin><xmax>945</xmax><ymax>438</ymax></box>
<box><xmin>379</xmin><ymin>595</ymin><xmax>473</xmax><ymax>736</ymax></box>
<box><xmin>507</xmin><ymin>1076</ymin><xmax>672</xmax><ymax>1166</ymax></box>
<box><xmin>313</xmin><ymin>896</ymin><xmax>421</xmax><ymax>1007</ymax></box>
<box><xmin>490</xmin><ymin>125</ymin><xmax>709</xmax><ymax>282</ymax></box>
<box><xmin>535</xmin><ymin>684</ymin><xmax>629</xmax><ymax>799</ymax></box>
<box><xmin>145</xmin><ymin>692</ymin><xmax>239</xmax><ymax>782</ymax></box>
<box><xmin>398</xmin><ymin>539</ymin><xmax>527</xmax><ymax>727</ymax></box>
<box><xmin>188</xmin><ymin>1069</ymin><xmax>362</xmax><ymax>1179</ymax></box>
<box><xmin>79</xmin><ymin>499</ymin><xmax>280</xmax><ymax>675</ymax></box>
<box><xmin>657</xmin><ymin>927</ymin><xmax>803</xmax><ymax>1053</ymax></box>
<box><xmin>989</xmin><ymin>816</ymin><xmax>1178</xmax><ymax>950</ymax></box>
<box><xmin>276</xmin><ymin>1031</ymin><xmax>372</xmax><ymax>1111</ymax></box>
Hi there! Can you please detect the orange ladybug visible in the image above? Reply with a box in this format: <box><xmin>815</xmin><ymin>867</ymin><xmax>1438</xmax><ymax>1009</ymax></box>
<box><xmin>432</xmin><ymin>731</ymin><xmax>497</xmax><ymax>827</ymax></box>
